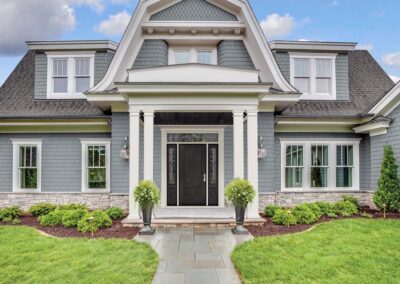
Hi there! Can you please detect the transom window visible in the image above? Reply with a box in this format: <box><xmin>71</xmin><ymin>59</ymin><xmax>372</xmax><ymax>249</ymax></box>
<box><xmin>170</xmin><ymin>48</ymin><xmax>216</xmax><ymax>65</ymax></box>
<box><xmin>81</xmin><ymin>139</ymin><xmax>110</xmax><ymax>192</ymax></box>
<box><xmin>47</xmin><ymin>53</ymin><xmax>94</xmax><ymax>99</ymax></box>
<box><xmin>290</xmin><ymin>54</ymin><xmax>336</xmax><ymax>100</ymax></box>
<box><xmin>12</xmin><ymin>140</ymin><xmax>42</xmax><ymax>192</ymax></box>
<box><xmin>281</xmin><ymin>140</ymin><xmax>360</xmax><ymax>191</ymax></box>
<box><xmin>167</xmin><ymin>133</ymin><xmax>218</xmax><ymax>143</ymax></box>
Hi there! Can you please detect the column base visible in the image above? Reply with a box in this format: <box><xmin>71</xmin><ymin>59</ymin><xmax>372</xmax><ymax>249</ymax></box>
<box><xmin>121</xmin><ymin>214</ymin><xmax>143</xmax><ymax>227</ymax></box>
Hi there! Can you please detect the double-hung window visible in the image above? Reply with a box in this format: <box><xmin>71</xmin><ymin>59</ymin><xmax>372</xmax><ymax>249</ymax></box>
<box><xmin>47</xmin><ymin>53</ymin><xmax>94</xmax><ymax>99</ymax></box>
<box><xmin>290</xmin><ymin>54</ymin><xmax>336</xmax><ymax>100</ymax></box>
<box><xmin>12</xmin><ymin>140</ymin><xmax>42</xmax><ymax>192</ymax></box>
<box><xmin>170</xmin><ymin>48</ymin><xmax>216</xmax><ymax>65</ymax></box>
<box><xmin>281</xmin><ymin>139</ymin><xmax>360</xmax><ymax>191</ymax></box>
<box><xmin>81</xmin><ymin>139</ymin><xmax>110</xmax><ymax>192</ymax></box>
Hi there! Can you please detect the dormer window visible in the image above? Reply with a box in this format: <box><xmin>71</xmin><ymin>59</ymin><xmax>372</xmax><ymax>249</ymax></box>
<box><xmin>169</xmin><ymin>48</ymin><xmax>216</xmax><ymax>65</ymax></box>
<box><xmin>290</xmin><ymin>53</ymin><xmax>336</xmax><ymax>100</ymax></box>
<box><xmin>46</xmin><ymin>52</ymin><xmax>95</xmax><ymax>99</ymax></box>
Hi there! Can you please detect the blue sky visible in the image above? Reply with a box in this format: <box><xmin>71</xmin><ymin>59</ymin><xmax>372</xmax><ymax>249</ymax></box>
<box><xmin>0</xmin><ymin>0</ymin><xmax>399</xmax><ymax>86</ymax></box>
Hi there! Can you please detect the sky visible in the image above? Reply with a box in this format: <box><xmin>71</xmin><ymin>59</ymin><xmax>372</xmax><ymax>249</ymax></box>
<box><xmin>0</xmin><ymin>0</ymin><xmax>400</xmax><ymax>86</ymax></box>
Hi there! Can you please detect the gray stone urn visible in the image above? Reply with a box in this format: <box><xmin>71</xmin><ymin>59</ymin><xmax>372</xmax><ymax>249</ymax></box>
<box><xmin>232</xmin><ymin>204</ymin><xmax>249</xmax><ymax>235</ymax></box>
<box><xmin>139</xmin><ymin>205</ymin><xmax>155</xmax><ymax>235</ymax></box>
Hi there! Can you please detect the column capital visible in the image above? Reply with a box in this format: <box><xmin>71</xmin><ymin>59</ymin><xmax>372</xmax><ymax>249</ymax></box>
<box><xmin>232</xmin><ymin>110</ymin><xmax>245</xmax><ymax>116</ymax></box>
<box><xmin>143</xmin><ymin>111</ymin><xmax>155</xmax><ymax>116</ymax></box>
<box><xmin>246</xmin><ymin>110</ymin><xmax>259</xmax><ymax>116</ymax></box>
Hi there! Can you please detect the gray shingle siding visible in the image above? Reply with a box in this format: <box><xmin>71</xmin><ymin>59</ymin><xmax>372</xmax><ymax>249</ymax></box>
<box><xmin>274</xmin><ymin>132</ymin><xmax>370</xmax><ymax>192</ymax></box>
<box><xmin>94</xmin><ymin>51</ymin><xmax>115</xmax><ymax>85</ymax></box>
<box><xmin>360</xmin><ymin>135</ymin><xmax>371</xmax><ymax>191</ymax></box>
<box><xmin>224</xmin><ymin>126</ymin><xmax>233</xmax><ymax>186</ymax></box>
<box><xmin>370</xmin><ymin>105</ymin><xmax>400</xmax><ymax>190</ymax></box>
<box><xmin>0</xmin><ymin>133</ymin><xmax>110</xmax><ymax>193</ymax></box>
<box><xmin>34</xmin><ymin>53</ymin><xmax>47</xmax><ymax>99</ymax></box>
<box><xmin>132</xmin><ymin>40</ymin><xmax>169</xmax><ymax>69</ymax></box>
<box><xmin>258</xmin><ymin>113</ymin><xmax>275</xmax><ymax>192</ymax></box>
<box><xmin>111</xmin><ymin>113</ymin><xmax>129</xmax><ymax>193</ymax></box>
<box><xmin>217</xmin><ymin>41</ymin><xmax>255</xmax><ymax>70</ymax></box>
<box><xmin>150</xmin><ymin>0</ymin><xmax>238</xmax><ymax>21</ymax></box>
<box><xmin>272</xmin><ymin>52</ymin><xmax>290</xmax><ymax>81</ymax></box>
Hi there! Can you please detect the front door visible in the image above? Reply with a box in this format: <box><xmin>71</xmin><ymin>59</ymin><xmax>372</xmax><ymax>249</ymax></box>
<box><xmin>179</xmin><ymin>144</ymin><xmax>207</xmax><ymax>206</ymax></box>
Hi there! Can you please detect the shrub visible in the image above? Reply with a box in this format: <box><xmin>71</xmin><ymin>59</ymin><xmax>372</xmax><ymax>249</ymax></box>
<box><xmin>327</xmin><ymin>212</ymin><xmax>338</xmax><ymax>218</ymax></box>
<box><xmin>77</xmin><ymin>210</ymin><xmax>112</xmax><ymax>233</ymax></box>
<box><xmin>29</xmin><ymin>203</ymin><xmax>57</xmax><ymax>217</ymax></box>
<box><xmin>333</xmin><ymin>201</ymin><xmax>358</xmax><ymax>217</ymax></box>
<box><xmin>106</xmin><ymin>207</ymin><xmax>124</xmax><ymax>220</ymax></box>
<box><xmin>134</xmin><ymin>180</ymin><xmax>161</xmax><ymax>209</ymax></box>
<box><xmin>374</xmin><ymin>145</ymin><xmax>400</xmax><ymax>212</ymax></box>
<box><xmin>315</xmin><ymin>202</ymin><xmax>335</xmax><ymax>216</ymax></box>
<box><xmin>0</xmin><ymin>206</ymin><xmax>23</xmax><ymax>224</ymax></box>
<box><xmin>38</xmin><ymin>210</ymin><xmax>66</xmax><ymax>227</ymax></box>
<box><xmin>292</xmin><ymin>205</ymin><xmax>318</xmax><ymax>224</ymax></box>
<box><xmin>58</xmin><ymin>203</ymin><xmax>88</xmax><ymax>211</ymax></box>
<box><xmin>342</xmin><ymin>195</ymin><xmax>360</xmax><ymax>209</ymax></box>
<box><xmin>61</xmin><ymin>209</ymin><xmax>88</xmax><ymax>228</ymax></box>
<box><xmin>272</xmin><ymin>209</ymin><xmax>297</xmax><ymax>226</ymax></box>
<box><xmin>305</xmin><ymin>203</ymin><xmax>323</xmax><ymax>219</ymax></box>
<box><xmin>225</xmin><ymin>178</ymin><xmax>255</xmax><ymax>209</ymax></box>
<box><xmin>264</xmin><ymin>204</ymin><xmax>281</xmax><ymax>218</ymax></box>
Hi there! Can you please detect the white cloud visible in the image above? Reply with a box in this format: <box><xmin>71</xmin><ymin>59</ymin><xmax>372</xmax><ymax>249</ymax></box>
<box><xmin>356</xmin><ymin>44</ymin><xmax>373</xmax><ymax>52</ymax></box>
<box><xmin>68</xmin><ymin>0</ymin><xmax>105</xmax><ymax>13</ymax></box>
<box><xmin>260</xmin><ymin>13</ymin><xmax>310</xmax><ymax>39</ymax></box>
<box><xmin>0</xmin><ymin>0</ymin><xmax>76</xmax><ymax>56</ymax></box>
<box><xmin>382</xmin><ymin>52</ymin><xmax>400</xmax><ymax>69</ymax></box>
<box><xmin>390</xmin><ymin>75</ymin><xmax>400</xmax><ymax>83</ymax></box>
<box><xmin>96</xmin><ymin>10</ymin><xmax>131</xmax><ymax>36</ymax></box>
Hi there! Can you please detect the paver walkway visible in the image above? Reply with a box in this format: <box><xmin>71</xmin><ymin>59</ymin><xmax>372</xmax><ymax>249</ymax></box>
<box><xmin>135</xmin><ymin>227</ymin><xmax>253</xmax><ymax>284</ymax></box>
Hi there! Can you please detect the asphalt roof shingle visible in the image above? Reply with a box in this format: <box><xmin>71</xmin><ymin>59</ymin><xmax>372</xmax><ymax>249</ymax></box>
<box><xmin>0</xmin><ymin>51</ymin><xmax>106</xmax><ymax>119</ymax></box>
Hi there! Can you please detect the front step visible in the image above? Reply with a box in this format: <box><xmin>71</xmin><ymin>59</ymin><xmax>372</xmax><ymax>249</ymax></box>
<box><xmin>122</xmin><ymin>217</ymin><xmax>266</xmax><ymax>227</ymax></box>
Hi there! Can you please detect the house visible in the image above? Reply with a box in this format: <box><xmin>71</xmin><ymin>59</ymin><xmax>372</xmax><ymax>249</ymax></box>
<box><xmin>0</xmin><ymin>0</ymin><xmax>399</xmax><ymax>225</ymax></box>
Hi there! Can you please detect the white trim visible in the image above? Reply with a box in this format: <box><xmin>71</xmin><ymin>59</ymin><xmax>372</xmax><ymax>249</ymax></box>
<box><xmin>168</xmin><ymin>47</ymin><xmax>217</xmax><ymax>65</ymax></box>
<box><xmin>280</xmin><ymin>138</ymin><xmax>361</xmax><ymax>192</ymax></box>
<box><xmin>160</xmin><ymin>126</ymin><xmax>225</xmax><ymax>208</ymax></box>
<box><xmin>270</xmin><ymin>40</ymin><xmax>357</xmax><ymax>52</ymax></box>
<box><xmin>353</xmin><ymin>120</ymin><xmax>391</xmax><ymax>137</ymax></box>
<box><xmin>12</xmin><ymin>139</ymin><xmax>42</xmax><ymax>193</ymax></box>
<box><xmin>80</xmin><ymin>139</ymin><xmax>111</xmax><ymax>193</ymax></box>
<box><xmin>46</xmin><ymin>52</ymin><xmax>95</xmax><ymax>99</ymax></box>
<box><xmin>27</xmin><ymin>41</ymin><xmax>118</xmax><ymax>51</ymax></box>
<box><xmin>368</xmin><ymin>82</ymin><xmax>400</xmax><ymax>117</ymax></box>
<box><xmin>289</xmin><ymin>53</ymin><xmax>337</xmax><ymax>100</ymax></box>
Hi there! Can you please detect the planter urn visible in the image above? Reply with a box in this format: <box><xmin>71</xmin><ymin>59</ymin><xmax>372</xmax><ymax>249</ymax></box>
<box><xmin>232</xmin><ymin>204</ymin><xmax>249</xmax><ymax>235</ymax></box>
<box><xmin>139</xmin><ymin>205</ymin><xmax>155</xmax><ymax>235</ymax></box>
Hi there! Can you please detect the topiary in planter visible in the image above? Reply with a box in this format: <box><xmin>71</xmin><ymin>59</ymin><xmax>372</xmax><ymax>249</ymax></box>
<box><xmin>264</xmin><ymin>204</ymin><xmax>281</xmax><ymax>218</ymax></box>
<box><xmin>292</xmin><ymin>204</ymin><xmax>318</xmax><ymax>224</ymax></box>
<box><xmin>272</xmin><ymin>209</ymin><xmax>297</xmax><ymax>226</ymax></box>
<box><xmin>134</xmin><ymin>180</ymin><xmax>160</xmax><ymax>235</ymax></box>
<box><xmin>29</xmin><ymin>203</ymin><xmax>57</xmax><ymax>217</ymax></box>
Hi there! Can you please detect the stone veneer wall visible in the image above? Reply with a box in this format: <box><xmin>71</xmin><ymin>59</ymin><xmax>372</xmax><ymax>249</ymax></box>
<box><xmin>0</xmin><ymin>193</ymin><xmax>129</xmax><ymax>212</ymax></box>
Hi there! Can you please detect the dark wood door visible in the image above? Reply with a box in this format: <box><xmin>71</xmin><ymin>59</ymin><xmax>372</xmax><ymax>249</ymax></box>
<box><xmin>179</xmin><ymin>144</ymin><xmax>206</xmax><ymax>206</ymax></box>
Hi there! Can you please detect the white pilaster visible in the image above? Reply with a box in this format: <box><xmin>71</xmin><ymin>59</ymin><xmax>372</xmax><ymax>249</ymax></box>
<box><xmin>233</xmin><ymin>111</ymin><xmax>244</xmax><ymax>178</ymax></box>
<box><xmin>143</xmin><ymin>111</ymin><xmax>154</xmax><ymax>180</ymax></box>
<box><xmin>246</xmin><ymin>110</ymin><xmax>260</xmax><ymax>219</ymax></box>
<box><xmin>128</xmin><ymin>108</ymin><xmax>140</xmax><ymax>219</ymax></box>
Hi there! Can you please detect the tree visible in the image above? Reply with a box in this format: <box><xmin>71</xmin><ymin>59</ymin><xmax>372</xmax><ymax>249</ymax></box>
<box><xmin>374</xmin><ymin>145</ymin><xmax>400</xmax><ymax>212</ymax></box>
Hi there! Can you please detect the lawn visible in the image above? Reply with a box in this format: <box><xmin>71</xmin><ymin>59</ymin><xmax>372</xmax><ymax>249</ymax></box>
<box><xmin>232</xmin><ymin>219</ymin><xmax>400</xmax><ymax>284</ymax></box>
<box><xmin>0</xmin><ymin>226</ymin><xmax>158</xmax><ymax>284</ymax></box>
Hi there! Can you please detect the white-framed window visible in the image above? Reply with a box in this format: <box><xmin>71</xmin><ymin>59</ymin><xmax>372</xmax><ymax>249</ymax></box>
<box><xmin>280</xmin><ymin>139</ymin><xmax>360</xmax><ymax>191</ymax></box>
<box><xmin>80</xmin><ymin>139</ymin><xmax>111</xmax><ymax>193</ymax></box>
<box><xmin>290</xmin><ymin>53</ymin><xmax>337</xmax><ymax>100</ymax></box>
<box><xmin>12</xmin><ymin>140</ymin><xmax>42</xmax><ymax>192</ymax></box>
<box><xmin>169</xmin><ymin>48</ymin><xmax>216</xmax><ymax>65</ymax></box>
<box><xmin>47</xmin><ymin>52</ymin><xmax>95</xmax><ymax>99</ymax></box>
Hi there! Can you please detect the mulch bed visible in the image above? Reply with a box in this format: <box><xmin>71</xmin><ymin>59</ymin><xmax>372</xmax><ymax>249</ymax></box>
<box><xmin>247</xmin><ymin>207</ymin><xmax>400</xmax><ymax>238</ymax></box>
<box><xmin>0</xmin><ymin>215</ymin><xmax>140</xmax><ymax>239</ymax></box>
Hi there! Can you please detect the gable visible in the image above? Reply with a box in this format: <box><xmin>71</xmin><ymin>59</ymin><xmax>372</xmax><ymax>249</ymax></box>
<box><xmin>150</xmin><ymin>0</ymin><xmax>238</xmax><ymax>21</ymax></box>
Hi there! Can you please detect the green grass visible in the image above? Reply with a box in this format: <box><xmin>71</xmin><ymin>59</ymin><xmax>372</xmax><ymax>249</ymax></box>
<box><xmin>0</xmin><ymin>226</ymin><xmax>158</xmax><ymax>284</ymax></box>
<box><xmin>232</xmin><ymin>219</ymin><xmax>400</xmax><ymax>284</ymax></box>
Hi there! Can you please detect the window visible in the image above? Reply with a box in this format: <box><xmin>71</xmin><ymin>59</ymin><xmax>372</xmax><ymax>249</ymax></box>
<box><xmin>281</xmin><ymin>139</ymin><xmax>360</xmax><ymax>191</ymax></box>
<box><xmin>311</xmin><ymin>145</ymin><xmax>329</xmax><ymax>188</ymax></box>
<box><xmin>290</xmin><ymin>54</ymin><xmax>336</xmax><ymax>100</ymax></box>
<box><xmin>170</xmin><ymin>48</ymin><xmax>216</xmax><ymax>65</ymax></box>
<box><xmin>47</xmin><ymin>53</ymin><xmax>94</xmax><ymax>99</ymax></box>
<box><xmin>336</xmin><ymin>145</ymin><xmax>353</xmax><ymax>187</ymax></box>
<box><xmin>285</xmin><ymin>145</ymin><xmax>303</xmax><ymax>188</ymax></box>
<box><xmin>81</xmin><ymin>139</ymin><xmax>110</xmax><ymax>192</ymax></box>
<box><xmin>12</xmin><ymin>140</ymin><xmax>42</xmax><ymax>192</ymax></box>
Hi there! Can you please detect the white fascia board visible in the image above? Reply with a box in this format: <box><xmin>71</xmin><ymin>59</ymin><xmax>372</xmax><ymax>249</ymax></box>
<box><xmin>128</xmin><ymin>64</ymin><xmax>260</xmax><ymax>83</ymax></box>
<box><xmin>0</xmin><ymin>121</ymin><xmax>109</xmax><ymax>127</ymax></box>
<box><xmin>269</xmin><ymin>40</ymin><xmax>357</xmax><ymax>52</ymax></box>
<box><xmin>27</xmin><ymin>41</ymin><xmax>118</xmax><ymax>51</ymax></box>
<box><xmin>353</xmin><ymin>120</ymin><xmax>391</xmax><ymax>136</ymax></box>
<box><xmin>277</xmin><ymin>118</ymin><xmax>364</xmax><ymax>126</ymax></box>
<box><xmin>368</xmin><ymin>82</ymin><xmax>400</xmax><ymax>117</ymax></box>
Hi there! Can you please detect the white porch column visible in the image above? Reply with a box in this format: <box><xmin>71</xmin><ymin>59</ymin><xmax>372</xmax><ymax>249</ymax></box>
<box><xmin>143</xmin><ymin>111</ymin><xmax>154</xmax><ymax>180</ymax></box>
<box><xmin>233</xmin><ymin>111</ymin><xmax>244</xmax><ymax>178</ymax></box>
<box><xmin>247</xmin><ymin>110</ymin><xmax>260</xmax><ymax>219</ymax></box>
<box><xmin>128</xmin><ymin>108</ymin><xmax>140</xmax><ymax>220</ymax></box>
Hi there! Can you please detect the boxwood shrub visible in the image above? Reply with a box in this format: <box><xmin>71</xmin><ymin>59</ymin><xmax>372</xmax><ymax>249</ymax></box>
<box><xmin>38</xmin><ymin>210</ymin><xmax>66</xmax><ymax>227</ymax></box>
<box><xmin>0</xmin><ymin>206</ymin><xmax>23</xmax><ymax>224</ymax></box>
<box><xmin>106</xmin><ymin>207</ymin><xmax>124</xmax><ymax>220</ymax></box>
<box><xmin>264</xmin><ymin>204</ymin><xmax>281</xmax><ymax>218</ymax></box>
<box><xmin>314</xmin><ymin>202</ymin><xmax>335</xmax><ymax>216</ymax></box>
<box><xmin>292</xmin><ymin>204</ymin><xmax>318</xmax><ymax>224</ymax></box>
<box><xmin>77</xmin><ymin>210</ymin><xmax>112</xmax><ymax>233</ymax></box>
<box><xmin>333</xmin><ymin>201</ymin><xmax>359</xmax><ymax>217</ymax></box>
<box><xmin>272</xmin><ymin>209</ymin><xmax>297</xmax><ymax>226</ymax></box>
<box><xmin>304</xmin><ymin>203</ymin><xmax>323</xmax><ymax>219</ymax></box>
<box><xmin>58</xmin><ymin>203</ymin><xmax>88</xmax><ymax>211</ymax></box>
<box><xmin>61</xmin><ymin>209</ymin><xmax>88</xmax><ymax>228</ymax></box>
<box><xmin>29</xmin><ymin>203</ymin><xmax>57</xmax><ymax>217</ymax></box>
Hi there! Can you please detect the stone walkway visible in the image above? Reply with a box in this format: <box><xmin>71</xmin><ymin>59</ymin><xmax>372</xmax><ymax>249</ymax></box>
<box><xmin>135</xmin><ymin>227</ymin><xmax>253</xmax><ymax>284</ymax></box>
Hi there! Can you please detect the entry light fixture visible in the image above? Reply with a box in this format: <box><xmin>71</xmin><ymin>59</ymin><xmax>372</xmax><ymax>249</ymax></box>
<box><xmin>120</xmin><ymin>136</ymin><xmax>130</xmax><ymax>160</ymax></box>
<box><xmin>258</xmin><ymin>135</ymin><xmax>267</xmax><ymax>159</ymax></box>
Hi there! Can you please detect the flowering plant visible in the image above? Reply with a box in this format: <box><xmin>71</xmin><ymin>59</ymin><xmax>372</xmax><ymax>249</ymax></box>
<box><xmin>225</xmin><ymin>178</ymin><xmax>255</xmax><ymax>209</ymax></box>
<box><xmin>134</xmin><ymin>180</ymin><xmax>160</xmax><ymax>209</ymax></box>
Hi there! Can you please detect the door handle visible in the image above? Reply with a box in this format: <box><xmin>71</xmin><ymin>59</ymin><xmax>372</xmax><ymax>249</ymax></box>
<box><xmin>203</xmin><ymin>173</ymin><xmax>207</xmax><ymax>182</ymax></box>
